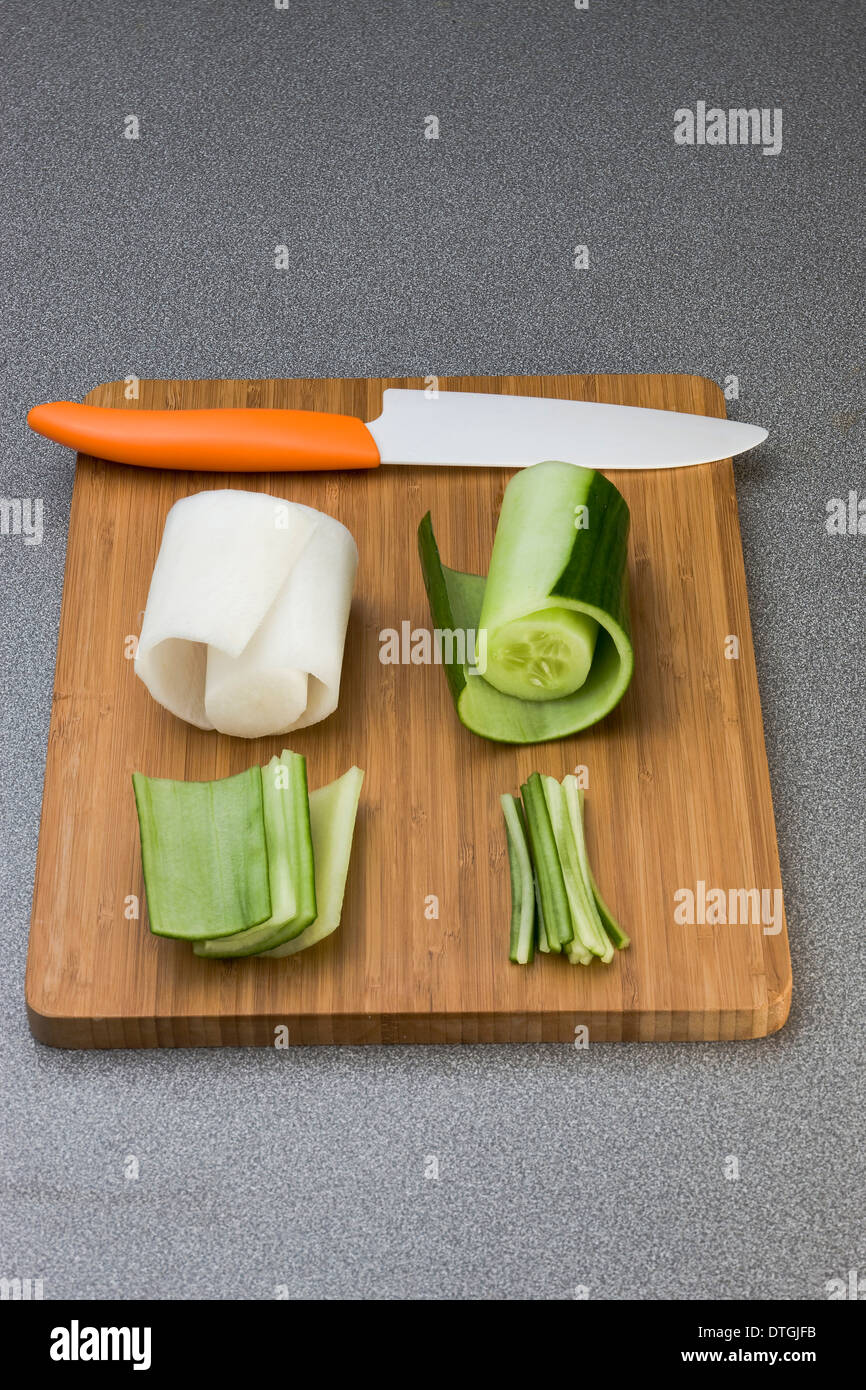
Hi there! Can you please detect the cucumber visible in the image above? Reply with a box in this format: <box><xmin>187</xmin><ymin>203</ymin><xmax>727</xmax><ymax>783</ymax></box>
<box><xmin>483</xmin><ymin>606</ymin><xmax>598</xmax><ymax>701</ymax></box>
<box><xmin>562</xmin><ymin>777</ymin><xmax>614</xmax><ymax>964</ymax></box>
<box><xmin>132</xmin><ymin>766</ymin><xmax>271</xmax><ymax>940</ymax></box>
<box><xmin>417</xmin><ymin>461</ymin><xmax>633</xmax><ymax>744</ymax></box>
<box><xmin>541</xmin><ymin>775</ymin><xmax>607</xmax><ymax>960</ymax></box>
<box><xmin>479</xmin><ymin>463</ymin><xmax>606</xmax><ymax>700</ymax></box>
<box><xmin>263</xmin><ymin>766</ymin><xmax>364</xmax><ymax>957</ymax></box>
<box><xmin>520</xmin><ymin>772</ymin><xmax>573</xmax><ymax>951</ymax></box>
<box><xmin>498</xmin><ymin>770</ymin><xmax>631</xmax><ymax>968</ymax></box>
<box><xmin>500</xmin><ymin>794</ymin><xmax>535</xmax><ymax>965</ymax></box>
<box><xmin>534</xmin><ymin>873</ymin><xmax>550</xmax><ymax>953</ymax></box>
<box><xmin>194</xmin><ymin>751</ymin><xmax>317</xmax><ymax>958</ymax></box>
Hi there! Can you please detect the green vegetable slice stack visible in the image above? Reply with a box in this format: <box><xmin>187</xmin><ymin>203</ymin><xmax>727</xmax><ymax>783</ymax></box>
<box><xmin>501</xmin><ymin>774</ymin><xmax>630</xmax><ymax>965</ymax></box>
<box><xmin>132</xmin><ymin>757</ymin><xmax>363</xmax><ymax>957</ymax></box>
<box><xmin>263</xmin><ymin>766</ymin><xmax>365</xmax><ymax>958</ymax></box>
<box><xmin>418</xmin><ymin>459</ymin><xmax>633</xmax><ymax>744</ymax></box>
<box><xmin>194</xmin><ymin>751</ymin><xmax>317</xmax><ymax>958</ymax></box>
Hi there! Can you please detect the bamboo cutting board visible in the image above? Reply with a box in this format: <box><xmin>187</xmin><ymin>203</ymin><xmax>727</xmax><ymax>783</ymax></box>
<box><xmin>27</xmin><ymin>373</ymin><xmax>790</xmax><ymax>1046</ymax></box>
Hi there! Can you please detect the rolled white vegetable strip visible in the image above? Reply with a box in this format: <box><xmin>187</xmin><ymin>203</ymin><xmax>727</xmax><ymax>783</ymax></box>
<box><xmin>135</xmin><ymin>489</ymin><xmax>358</xmax><ymax>738</ymax></box>
<box><xmin>204</xmin><ymin>511</ymin><xmax>358</xmax><ymax>737</ymax></box>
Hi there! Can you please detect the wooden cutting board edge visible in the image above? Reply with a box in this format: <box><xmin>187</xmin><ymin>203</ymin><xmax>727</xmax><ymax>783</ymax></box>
<box><xmin>25</xmin><ymin>372</ymin><xmax>792</xmax><ymax>1047</ymax></box>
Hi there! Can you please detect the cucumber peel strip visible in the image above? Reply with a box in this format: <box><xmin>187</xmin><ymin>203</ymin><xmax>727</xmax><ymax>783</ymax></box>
<box><xmin>417</xmin><ymin>462</ymin><xmax>634</xmax><ymax>745</ymax></box>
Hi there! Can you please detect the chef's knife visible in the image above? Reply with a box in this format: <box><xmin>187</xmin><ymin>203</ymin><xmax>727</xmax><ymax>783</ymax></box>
<box><xmin>27</xmin><ymin>389</ymin><xmax>767</xmax><ymax>472</ymax></box>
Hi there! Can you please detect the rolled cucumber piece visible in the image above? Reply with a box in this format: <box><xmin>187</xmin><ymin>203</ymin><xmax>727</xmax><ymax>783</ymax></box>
<box><xmin>193</xmin><ymin>750</ymin><xmax>317</xmax><ymax>958</ymax></box>
<box><xmin>132</xmin><ymin>766</ymin><xmax>271</xmax><ymax>940</ymax></box>
<box><xmin>263</xmin><ymin>765</ymin><xmax>364</xmax><ymax>957</ymax></box>
<box><xmin>479</xmin><ymin>463</ymin><xmax>607</xmax><ymax>701</ymax></box>
<box><xmin>418</xmin><ymin>461</ymin><xmax>633</xmax><ymax>744</ymax></box>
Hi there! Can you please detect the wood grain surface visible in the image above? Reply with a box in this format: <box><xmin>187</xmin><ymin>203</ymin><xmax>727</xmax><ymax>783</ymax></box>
<box><xmin>26</xmin><ymin>373</ymin><xmax>791</xmax><ymax>1046</ymax></box>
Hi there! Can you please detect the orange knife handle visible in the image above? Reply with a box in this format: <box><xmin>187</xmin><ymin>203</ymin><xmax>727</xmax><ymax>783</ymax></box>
<box><xmin>26</xmin><ymin>402</ymin><xmax>381</xmax><ymax>472</ymax></box>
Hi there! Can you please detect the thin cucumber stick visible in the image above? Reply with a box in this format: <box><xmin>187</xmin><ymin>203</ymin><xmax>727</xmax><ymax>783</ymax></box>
<box><xmin>521</xmin><ymin>803</ymin><xmax>551</xmax><ymax>955</ymax></box>
<box><xmin>562</xmin><ymin>777</ymin><xmax>614</xmax><ymax>963</ymax></box>
<box><xmin>542</xmin><ymin>777</ymin><xmax>594</xmax><ymax>963</ymax></box>
<box><xmin>573</xmin><ymin>787</ymin><xmax>626</xmax><ymax>955</ymax></box>
<box><xmin>589</xmin><ymin>865</ymin><xmax>631</xmax><ymax>950</ymax></box>
<box><xmin>520</xmin><ymin>773</ymin><xmax>572</xmax><ymax>950</ymax></box>
<box><xmin>500</xmin><ymin>795</ymin><xmax>535</xmax><ymax>965</ymax></box>
<box><xmin>541</xmin><ymin>775</ymin><xmax>607</xmax><ymax>960</ymax></box>
<box><xmin>534</xmin><ymin>875</ymin><xmax>550</xmax><ymax>953</ymax></box>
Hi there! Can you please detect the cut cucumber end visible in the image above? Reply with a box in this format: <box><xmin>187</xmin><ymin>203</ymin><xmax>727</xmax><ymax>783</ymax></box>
<box><xmin>485</xmin><ymin>606</ymin><xmax>599</xmax><ymax>701</ymax></box>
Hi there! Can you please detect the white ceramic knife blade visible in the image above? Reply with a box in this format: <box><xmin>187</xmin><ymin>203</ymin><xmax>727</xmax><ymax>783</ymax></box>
<box><xmin>28</xmin><ymin>387</ymin><xmax>768</xmax><ymax>473</ymax></box>
<box><xmin>368</xmin><ymin>389</ymin><xmax>767</xmax><ymax>469</ymax></box>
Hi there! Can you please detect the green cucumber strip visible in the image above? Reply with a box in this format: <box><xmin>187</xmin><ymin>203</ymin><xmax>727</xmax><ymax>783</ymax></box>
<box><xmin>520</xmin><ymin>773</ymin><xmax>572</xmax><ymax>950</ymax></box>
<box><xmin>194</xmin><ymin>751</ymin><xmax>316</xmax><ymax>958</ymax></box>
<box><xmin>132</xmin><ymin>766</ymin><xmax>270</xmax><ymax>940</ymax></box>
<box><xmin>589</xmin><ymin>865</ymin><xmax>631</xmax><ymax>951</ymax></box>
<box><xmin>262</xmin><ymin>766</ymin><xmax>364</xmax><ymax>957</ymax></box>
<box><xmin>269</xmin><ymin>749</ymin><xmax>317</xmax><ymax>939</ymax></box>
<box><xmin>501</xmin><ymin>794</ymin><xmax>535</xmax><ymax>965</ymax></box>
<box><xmin>417</xmin><ymin>464</ymin><xmax>633</xmax><ymax>744</ymax></box>
<box><xmin>562</xmin><ymin>777</ymin><xmax>615</xmax><ymax>964</ymax></box>
<box><xmin>541</xmin><ymin>775</ymin><xmax>607</xmax><ymax>959</ymax></box>
<box><xmin>534</xmin><ymin>874</ymin><xmax>550</xmax><ymax>953</ymax></box>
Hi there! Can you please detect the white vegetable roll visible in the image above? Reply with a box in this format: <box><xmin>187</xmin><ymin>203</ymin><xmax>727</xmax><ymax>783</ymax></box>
<box><xmin>135</xmin><ymin>490</ymin><xmax>358</xmax><ymax>738</ymax></box>
<box><xmin>204</xmin><ymin>511</ymin><xmax>358</xmax><ymax>737</ymax></box>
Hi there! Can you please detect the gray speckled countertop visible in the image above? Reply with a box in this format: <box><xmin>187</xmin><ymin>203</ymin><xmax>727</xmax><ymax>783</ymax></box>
<box><xmin>1</xmin><ymin>0</ymin><xmax>863</xmax><ymax>1301</ymax></box>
